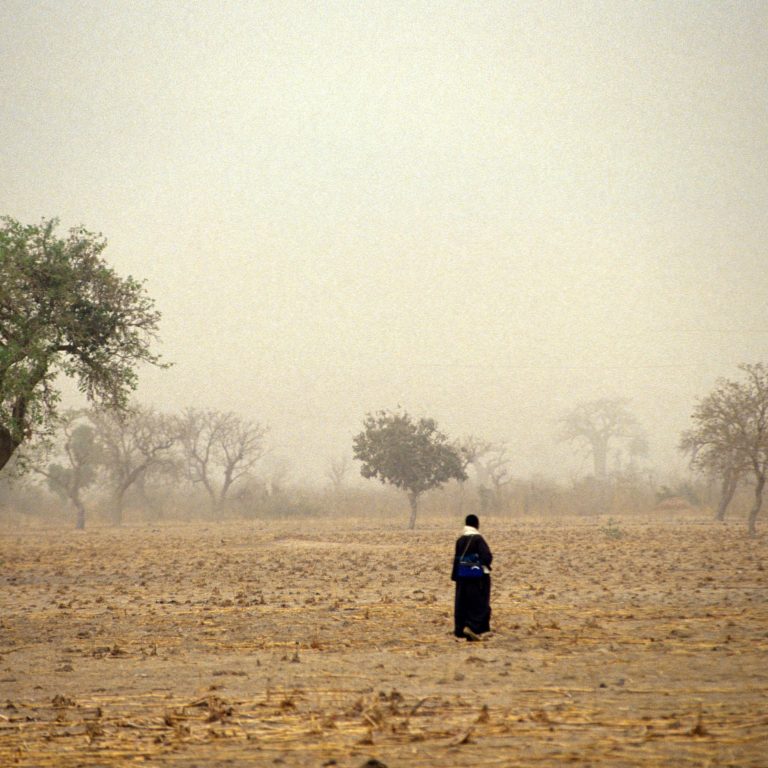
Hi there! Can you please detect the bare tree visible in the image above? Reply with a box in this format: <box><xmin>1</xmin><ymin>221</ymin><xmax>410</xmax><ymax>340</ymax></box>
<box><xmin>454</xmin><ymin>436</ymin><xmax>487</xmax><ymax>516</ymax></box>
<box><xmin>89</xmin><ymin>404</ymin><xmax>179</xmax><ymax>525</ymax></box>
<box><xmin>218</xmin><ymin>413</ymin><xmax>268</xmax><ymax>503</ymax></box>
<box><xmin>179</xmin><ymin>408</ymin><xmax>268</xmax><ymax>510</ymax></box>
<box><xmin>485</xmin><ymin>443</ymin><xmax>513</xmax><ymax>511</ymax></box>
<box><xmin>681</xmin><ymin>363</ymin><xmax>768</xmax><ymax>534</ymax></box>
<box><xmin>559</xmin><ymin>398</ymin><xmax>645</xmax><ymax>480</ymax></box>
<box><xmin>680</xmin><ymin>428</ymin><xmax>745</xmax><ymax>522</ymax></box>
<box><xmin>326</xmin><ymin>455</ymin><xmax>350</xmax><ymax>493</ymax></box>
<box><xmin>456</xmin><ymin>436</ymin><xmax>494</xmax><ymax>468</ymax></box>
<box><xmin>456</xmin><ymin>436</ymin><xmax>511</xmax><ymax>514</ymax></box>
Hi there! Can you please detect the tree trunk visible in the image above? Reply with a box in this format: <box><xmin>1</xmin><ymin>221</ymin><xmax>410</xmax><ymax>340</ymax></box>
<box><xmin>0</xmin><ymin>427</ymin><xmax>19</xmax><ymax>472</ymax></box>
<box><xmin>74</xmin><ymin>499</ymin><xmax>86</xmax><ymax>530</ymax></box>
<box><xmin>0</xmin><ymin>395</ymin><xmax>30</xmax><ymax>472</ymax></box>
<box><xmin>715</xmin><ymin>470</ymin><xmax>737</xmax><ymax>521</ymax></box>
<box><xmin>407</xmin><ymin>492</ymin><xmax>419</xmax><ymax>530</ymax></box>
<box><xmin>748</xmin><ymin>473</ymin><xmax>764</xmax><ymax>537</ymax></box>
<box><xmin>220</xmin><ymin>472</ymin><xmax>234</xmax><ymax>506</ymax></box>
<box><xmin>201</xmin><ymin>478</ymin><xmax>218</xmax><ymax>513</ymax></box>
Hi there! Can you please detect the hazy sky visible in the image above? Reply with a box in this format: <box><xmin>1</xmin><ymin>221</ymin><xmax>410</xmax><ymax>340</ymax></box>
<box><xmin>2</xmin><ymin>0</ymin><xmax>767</xmax><ymax>483</ymax></box>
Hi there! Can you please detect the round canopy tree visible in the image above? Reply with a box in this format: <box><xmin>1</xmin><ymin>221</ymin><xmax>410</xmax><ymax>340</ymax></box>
<box><xmin>352</xmin><ymin>409</ymin><xmax>467</xmax><ymax>529</ymax></box>
<box><xmin>0</xmin><ymin>216</ymin><xmax>165</xmax><ymax>471</ymax></box>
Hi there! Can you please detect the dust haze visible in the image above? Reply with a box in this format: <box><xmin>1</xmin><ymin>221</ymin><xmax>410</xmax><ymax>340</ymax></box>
<box><xmin>2</xmin><ymin>1</ymin><xmax>767</xmax><ymax>484</ymax></box>
<box><xmin>3</xmin><ymin>4</ymin><xmax>768</xmax><ymax>765</ymax></box>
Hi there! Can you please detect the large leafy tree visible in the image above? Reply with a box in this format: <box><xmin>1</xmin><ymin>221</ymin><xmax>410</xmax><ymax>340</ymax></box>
<box><xmin>352</xmin><ymin>409</ymin><xmax>467</xmax><ymax>529</ymax></box>
<box><xmin>0</xmin><ymin>217</ymin><xmax>164</xmax><ymax>470</ymax></box>
<box><xmin>681</xmin><ymin>363</ymin><xmax>768</xmax><ymax>535</ymax></box>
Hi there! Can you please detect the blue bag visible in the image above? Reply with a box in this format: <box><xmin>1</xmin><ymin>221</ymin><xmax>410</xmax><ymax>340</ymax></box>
<box><xmin>457</xmin><ymin>544</ymin><xmax>484</xmax><ymax>579</ymax></box>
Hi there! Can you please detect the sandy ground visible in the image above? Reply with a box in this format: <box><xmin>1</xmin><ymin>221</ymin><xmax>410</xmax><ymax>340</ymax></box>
<box><xmin>1</xmin><ymin>515</ymin><xmax>767</xmax><ymax>767</ymax></box>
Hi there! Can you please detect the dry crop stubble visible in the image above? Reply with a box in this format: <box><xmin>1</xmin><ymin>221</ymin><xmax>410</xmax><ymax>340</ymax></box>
<box><xmin>1</xmin><ymin>516</ymin><xmax>767</xmax><ymax>766</ymax></box>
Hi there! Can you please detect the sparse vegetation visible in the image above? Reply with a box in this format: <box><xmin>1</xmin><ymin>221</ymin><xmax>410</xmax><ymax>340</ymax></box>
<box><xmin>599</xmin><ymin>516</ymin><xmax>624</xmax><ymax>539</ymax></box>
<box><xmin>89</xmin><ymin>404</ymin><xmax>179</xmax><ymax>525</ymax></box>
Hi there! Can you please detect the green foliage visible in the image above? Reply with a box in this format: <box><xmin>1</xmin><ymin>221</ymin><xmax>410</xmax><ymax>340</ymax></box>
<box><xmin>0</xmin><ymin>217</ymin><xmax>165</xmax><ymax>469</ymax></box>
<box><xmin>599</xmin><ymin>517</ymin><xmax>624</xmax><ymax>539</ymax></box>
<box><xmin>352</xmin><ymin>409</ymin><xmax>467</xmax><ymax>498</ymax></box>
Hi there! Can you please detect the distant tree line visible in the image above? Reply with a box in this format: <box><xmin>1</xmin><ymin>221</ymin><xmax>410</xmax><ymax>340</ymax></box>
<box><xmin>2</xmin><ymin>216</ymin><xmax>767</xmax><ymax>534</ymax></box>
<box><xmin>349</xmin><ymin>380</ymin><xmax>768</xmax><ymax>534</ymax></box>
<box><xmin>17</xmin><ymin>405</ymin><xmax>267</xmax><ymax>529</ymax></box>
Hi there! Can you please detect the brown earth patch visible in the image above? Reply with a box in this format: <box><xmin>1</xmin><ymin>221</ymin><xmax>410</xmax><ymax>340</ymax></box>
<box><xmin>1</xmin><ymin>516</ymin><xmax>766</xmax><ymax>767</ymax></box>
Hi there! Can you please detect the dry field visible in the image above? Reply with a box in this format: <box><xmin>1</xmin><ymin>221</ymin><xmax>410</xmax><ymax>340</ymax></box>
<box><xmin>1</xmin><ymin>515</ymin><xmax>766</xmax><ymax>767</ymax></box>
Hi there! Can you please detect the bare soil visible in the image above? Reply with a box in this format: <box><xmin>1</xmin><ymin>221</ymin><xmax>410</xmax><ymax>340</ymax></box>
<box><xmin>1</xmin><ymin>515</ymin><xmax>766</xmax><ymax>767</ymax></box>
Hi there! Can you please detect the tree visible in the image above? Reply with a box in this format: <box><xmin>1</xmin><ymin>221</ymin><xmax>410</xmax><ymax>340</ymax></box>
<box><xmin>89</xmin><ymin>404</ymin><xmax>179</xmax><ymax>525</ymax></box>
<box><xmin>485</xmin><ymin>443</ymin><xmax>513</xmax><ymax>511</ymax></box>
<box><xmin>0</xmin><ymin>217</ymin><xmax>165</xmax><ymax>472</ymax></box>
<box><xmin>453</xmin><ymin>435</ymin><xmax>490</xmax><ymax>516</ymax></box>
<box><xmin>456</xmin><ymin>436</ymin><xmax>512</xmax><ymax>514</ymax></box>
<box><xmin>558</xmin><ymin>398</ymin><xmax>645</xmax><ymax>479</ymax></box>
<box><xmin>680</xmin><ymin>431</ymin><xmax>745</xmax><ymax>522</ymax></box>
<box><xmin>681</xmin><ymin>364</ymin><xmax>768</xmax><ymax>535</ymax></box>
<box><xmin>352</xmin><ymin>409</ymin><xmax>467</xmax><ymax>529</ymax></box>
<box><xmin>25</xmin><ymin>410</ymin><xmax>99</xmax><ymax>529</ymax></box>
<box><xmin>178</xmin><ymin>408</ymin><xmax>268</xmax><ymax>510</ymax></box>
<box><xmin>326</xmin><ymin>455</ymin><xmax>350</xmax><ymax>493</ymax></box>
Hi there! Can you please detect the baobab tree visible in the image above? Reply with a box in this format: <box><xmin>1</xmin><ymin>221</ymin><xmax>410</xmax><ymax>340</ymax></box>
<box><xmin>559</xmin><ymin>398</ymin><xmax>645</xmax><ymax>480</ymax></box>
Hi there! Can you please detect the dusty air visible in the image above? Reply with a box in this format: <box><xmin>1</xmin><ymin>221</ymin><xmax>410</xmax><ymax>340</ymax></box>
<box><xmin>1</xmin><ymin>2</ymin><xmax>767</xmax><ymax>766</ymax></box>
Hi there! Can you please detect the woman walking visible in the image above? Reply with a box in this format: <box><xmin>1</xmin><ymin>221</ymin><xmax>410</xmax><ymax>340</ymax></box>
<box><xmin>451</xmin><ymin>514</ymin><xmax>493</xmax><ymax>641</ymax></box>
